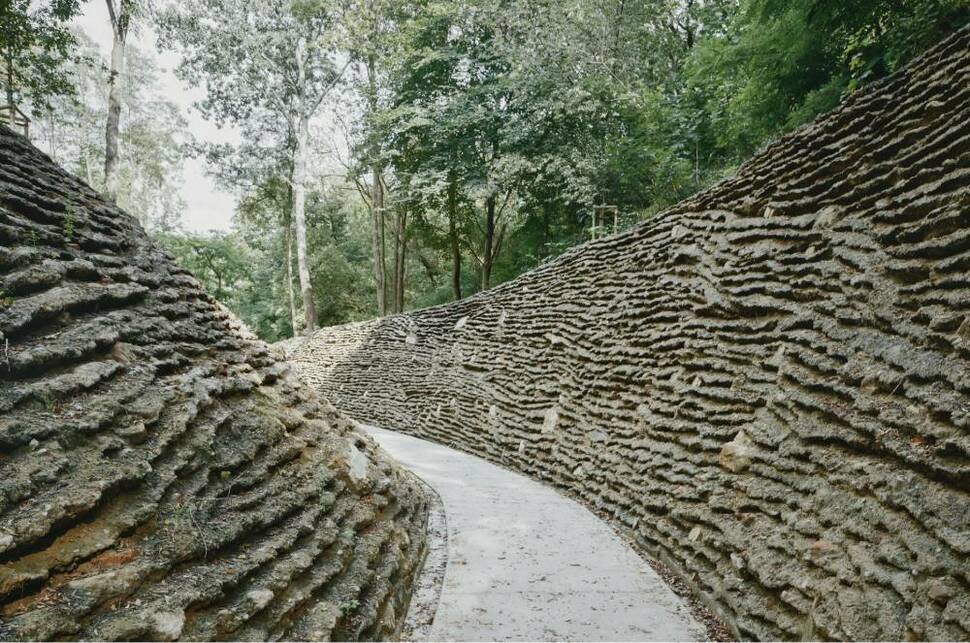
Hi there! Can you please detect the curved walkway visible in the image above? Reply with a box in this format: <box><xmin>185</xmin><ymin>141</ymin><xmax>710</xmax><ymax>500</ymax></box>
<box><xmin>364</xmin><ymin>426</ymin><xmax>705</xmax><ymax>641</ymax></box>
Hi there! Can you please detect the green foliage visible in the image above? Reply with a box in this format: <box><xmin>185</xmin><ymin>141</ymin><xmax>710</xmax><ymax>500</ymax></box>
<box><xmin>210</xmin><ymin>0</ymin><xmax>966</xmax><ymax>341</ymax></box>
<box><xmin>159</xmin><ymin>228</ymin><xmax>294</xmax><ymax>342</ymax></box>
<box><xmin>0</xmin><ymin>0</ymin><xmax>84</xmax><ymax>111</ymax></box>
<box><xmin>156</xmin><ymin>0</ymin><xmax>341</xmax><ymax>155</ymax></box>
<box><xmin>30</xmin><ymin>0</ymin><xmax>966</xmax><ymax>343</ymax></box>
<box><xmin>30</xmin><ymin>32</ymin><xmax>187</xmax><ymax>234</ymax></box>
<box><xmin>159</xmin><ymin>232</ymin><xmax>250</xmax><ymax>301</ymax></box>
<box><xmin>63</xmin><ymin>204</ymin><xmax>75</xmax><ymax>241</ymax></box>
<box><xmin>754</xmin><ymin>0</ymin><xmax>969</xmax><ymax>78</ymax></box>
<box><xmin>685</xmin><ymin>0</ymin><xmax>969</xmax><ymax>161</ymax></box>
<box><xmin>355</xmin><ymin>0</ymin><xmax>966</xmax><ymax>319</ymax></box>
<box><xmin>160</xmin><ymin>182</ymin><xmax>387</xmax><ymax>341</ymax></box>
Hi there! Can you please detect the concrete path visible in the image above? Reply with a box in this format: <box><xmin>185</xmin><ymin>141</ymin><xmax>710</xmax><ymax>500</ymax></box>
<box><xmin>363</xmin><ymin>426</ymin><xmax>705</xmax><ymax>642</ymax></box>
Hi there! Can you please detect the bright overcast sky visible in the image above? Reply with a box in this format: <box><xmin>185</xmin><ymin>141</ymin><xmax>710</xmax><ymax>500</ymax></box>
<box><xmin>72</xmin><ymin>3</ymin><xmax>238</xmax><ymax>233</ymax></box>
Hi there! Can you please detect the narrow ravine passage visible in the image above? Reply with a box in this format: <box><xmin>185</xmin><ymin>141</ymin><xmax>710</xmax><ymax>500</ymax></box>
<box><xmin>364</xmin><ymin>426</ymin><xmax>705</xmax><ymax>642</ymax></box>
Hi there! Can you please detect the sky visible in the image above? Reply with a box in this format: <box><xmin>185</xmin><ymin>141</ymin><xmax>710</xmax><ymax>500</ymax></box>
<box><xmin>73</xmin><ymin>4</ymin><xmax>238</xmax><ymax>233</ymax></box>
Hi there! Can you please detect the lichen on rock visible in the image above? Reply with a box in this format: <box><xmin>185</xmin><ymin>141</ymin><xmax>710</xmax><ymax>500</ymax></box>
<box><xmin>0</xmin><ymin>126</ymin><xmax>429</xmax><ymax>641</ymax></box>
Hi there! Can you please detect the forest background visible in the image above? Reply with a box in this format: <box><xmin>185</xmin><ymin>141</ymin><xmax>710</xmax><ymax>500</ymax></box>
<box><xmin>3</xmin><ymin>0</ymin><xmax>967</xmax><ymax>340</ymax></box>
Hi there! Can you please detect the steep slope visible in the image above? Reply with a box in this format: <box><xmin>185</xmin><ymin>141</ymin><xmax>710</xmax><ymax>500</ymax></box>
<box><xmin>293</xmin><ymin>27</ymin><xmax>970</xmax><ymax>641</ymax></box>
<box><xmin>0</xmin><ymin>128</ymin><xmax>429</xmax><ymax>640</ymax></box>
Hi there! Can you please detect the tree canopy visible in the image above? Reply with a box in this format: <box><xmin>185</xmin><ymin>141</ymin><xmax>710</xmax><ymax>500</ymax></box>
<box><xmin>0</xmin><ymin>0</ymin><xmax>84</xmax><ymax>112</ymax></box>
<box><xmin>9</xmin><ymin>0</ymin><xmax>968</xmax><ymax>340</ymax></box>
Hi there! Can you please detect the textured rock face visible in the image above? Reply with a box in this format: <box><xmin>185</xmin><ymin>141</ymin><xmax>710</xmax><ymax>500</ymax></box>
<box><xmin>0</xmin><ymin>128</ymin><xmax>429</xmax><ymax>640</ymax></box>
<box><xmin>293</xmin><ymin>28</ymin><xmax>970</xmax><ymax>641</ymax></box>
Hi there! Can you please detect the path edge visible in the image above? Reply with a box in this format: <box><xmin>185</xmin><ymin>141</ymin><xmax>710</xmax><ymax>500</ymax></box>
<box><xmin>380</xmin><ymin>430</ymin><xmax>449</xmax><ymax>642</ymax></box>
<box><xmin>379</xmin><ymin>426</ymin><xmax>733</xmax><ymax>642</ymax></box>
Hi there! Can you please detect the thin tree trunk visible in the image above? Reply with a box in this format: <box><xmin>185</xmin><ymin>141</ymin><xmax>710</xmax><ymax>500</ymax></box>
<box><xmin>83</xmin><ymin>148</ymin><xmax>95</xmax><ymax>186</ymax></box>
<box><xmin>366</xmin><ymin>53</ymin><xmax>387</xmax><ymax>316</ymax></box>
<box><xmin>390</xmin><ymin>208</ymin><xmax>400</xmax><ymax>313</ymax></box>
<box><xmin>540</xmin><ymin>199</ymin><xmax>550</xmax><ymax>262</ymax></box>
<box><xmin>292</xmin><ymin>118</ymin><xmax>316</xmax><ymax>332</ymax></box>
<box><xmin>103</xmin><ymin>0</ymin><xmax>129</xmax><ymax>202</ymax></box>
<box><xmin>393</xmin><ymin>209</ymin><xmax>407</xmax><ymax>313</ymax></box>
<box><xmin>292</xmin><ymin>38</ymin><xmax>317</xmax><ymax>333</ymax></box>
<box><xmin>371</xmin><ymin>165</ymin><xmax>386</xmax><ymax>316</ymax></box>
<box><xmin>47</xmin><ymin>114</ymin><xmax>58</xmax><ymax>160</ymax></box>
<box><xmin>283</xmin><ymin>167</ymin><xmax>299</xmax><ymax>335</ymax></box>
<box><xmin>285</xmin><ymin>217</ymin><xmax>299</xmax><ymax>336</ymax></box>
<box><xmin>448</xmin><ymin>181</ymin><xmax>462</xmax><ymax>300</ymax></box>
<box><xmin>482</xmin><ymin>194</ymin><xmax>496</xmax><ymax>290</ymax></box>
<box><xmin>5</xmin><ymin>51</ymin><xmax>15</xmax><ymax>124</ymax></box>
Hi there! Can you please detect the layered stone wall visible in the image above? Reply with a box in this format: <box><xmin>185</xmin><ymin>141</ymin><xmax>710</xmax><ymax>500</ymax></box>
<box><xmin>0</xmin><ymin>128</ymin><xmax>429</xmax><ymax>640</ymax></box>
<box><xmin>293</xmin><ymin>27</ymin><xmax>970</xmax><ymax>641</ymax></box>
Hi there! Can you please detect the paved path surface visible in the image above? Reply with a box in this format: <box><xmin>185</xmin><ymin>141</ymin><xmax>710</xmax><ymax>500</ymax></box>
<box><xmin>364</xmin><ymin>426</ymin><xmax>705</xmax><ymax>641</ymax></box>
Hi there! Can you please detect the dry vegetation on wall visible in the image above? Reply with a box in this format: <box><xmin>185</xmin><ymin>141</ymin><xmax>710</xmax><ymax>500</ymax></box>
<box><xmin>293</xmin><ymin>26</ymin><xmax>970</xmax><ymax>641</ymax></box>
<box><xmin>0</xmin><ymin>127</ymin><xmax>429</xmax><ymax>641</ymax></box>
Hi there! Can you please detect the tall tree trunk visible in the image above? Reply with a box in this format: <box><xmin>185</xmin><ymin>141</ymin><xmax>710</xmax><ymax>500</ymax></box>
<box><xmin>5</xmin><ymin>52</ymin><xmax>15</xmax><ymax>126</ymax></box>
<box><xmin>448</xmin><ymin>181</ymin><xmax>462</xmax><ymax>300</ymax></box>
<box><xmin>4</xmin><ymin>51</ymin><xmax>17</xmax><ymax>129</ymax></box>
<box><xmin>285</xmin><ymin>217</ymin><xmax>299</xmax><ymax>336</ymax></box>
<box><xmin>47</xmin><ymin>114</ymin><xmax>57</xmax><ymax>160</ymax></box>
<box><xmin>283</xmin><ymin>169</ymin><xmax>299</xmax><ymax>335</ymax></box>
<box><xmin>371</xmin><ymin>165</ymin><xmax>386</xmax><ymax>316</ymax></box>
<box><xmin>292</xmin><ymin>38</ymin><xmax>317</xmax><ymax>333</ymax></box>
<box><xmin>540</xmin><ymin>199</ymin><xmax>550</xmax><ymax>263</ymax></box>
<box><xmin>292</xmin><ymin>115</ymin><xmax>316</xmax><ymax>333</ymax></box>
<box><xmin>393</xmin><ymin>209</ymin><xmax>407</xmax><ymax>313</ymax></box>
<box><xmin>482</xmin><ymin>194</ymin><xmax>496</xmax><ymax>290</ymax></box>
<box><xmin>83</xmin><ymin>148</ymin><xmax>95</xmax><ymax>185</ymax></box>
<box><xmin>390</xmin><ymin>209</ymin><xmax>400</xmax><ymax>313</ymax></box>
<box><xmin>366</xmin><ymin>54</ymin><xmax>387</xmax><ymax>316</ymax></box>
<box><xmin>103</xmin><ymin>0</ymin><xmax>130</xmax><ymax>202</ymax></box>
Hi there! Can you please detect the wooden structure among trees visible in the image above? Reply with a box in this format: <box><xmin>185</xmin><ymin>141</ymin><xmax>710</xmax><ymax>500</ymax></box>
<box><xmin>590</xmin><ymin>204</ymin><xmax>618</xmax><ymax>239</ymax></box>
<box><xmin>0</xmin><ymin>105</ymin><xmax>29</xmax><ymax>137</ymax></box>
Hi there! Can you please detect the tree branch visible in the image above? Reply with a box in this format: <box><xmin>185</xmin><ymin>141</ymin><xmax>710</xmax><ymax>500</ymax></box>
<box><xmin>309</xmin><ymin>58</ymin><xmax>352</xmax><ymax>113</ymax></box>
<box><xmin>105</xmin><ymin>0</ymin><xmax>118</xmax><ymax>30</ymax></box>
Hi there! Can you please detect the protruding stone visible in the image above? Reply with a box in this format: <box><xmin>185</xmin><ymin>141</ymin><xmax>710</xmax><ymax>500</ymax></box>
<box><xmin>808</xmin><ymin>539</ymin><xmax>839</xmax><ymax>559</ymax></box>
<box><xmin>152</xmin><ymin>611</ymin><xmax>185</xmax><ymax>641</ymax></box>
<box><xmin>542</xmin><ymin>406</ymin><xmax>559</xmax><ymax>433</ymax></box>
<box><xmin>926</xmin><ymin>577</ymin><xmax>957</xmax><ymax>603</ymax></box>
<box><xmin>730</xmin><ymin>553</ymin><xmax>746</xmax><ymax>570</ymax></box>
<box><xmin>719</xmin><ymin>430</ymin><xmax>755</xmax><ymax>473</ymax></box>
<box><xmin>246</xmin><ymin>588</ymin><xmax>275</xmax><ymax>610</ymax></box>
<box><xmin>109</xmin><ymin>341</ymin><xmax>138</xmax><ymax>363</ymax></box>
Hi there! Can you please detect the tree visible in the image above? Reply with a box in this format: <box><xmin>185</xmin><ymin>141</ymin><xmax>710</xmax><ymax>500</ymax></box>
<box><xmin>379</xmin><ymin>0</ymin><xmax>609</xmax><ymax>291</ymax></box>
<box><xmin>31</xmin><ymin>32</ymin><xmax>187</xmax><ymax>233</ymax></box>
<box><xmin>340</xmin><ymin>0</ymin><xmax>393</xmax><ymax>315</ymax></box>
<box><xmin>103</xmin><ymin>0</ymin><xmax>136</xmax><ymax>202</ymax></box>
<box><xmin>0</xmin><ymin>0</ymin><xmax>84</xmax><ymax>120</ymax></box>
<box><xmin>159</xmin><ymin>0</ymin><xmax>347</xmax><ymax>334</ymax></box>
<box><xmin>159</xmin><ymin>231</ymin><xmax>250</xmax><ymax>300</ymax></box>
<box><xmin>683</xmin><ymin>0</ymin><xmax>969</xmax><ymax>165</ymax></box>
<box><xmin>237</xmin><ymin>173</ymin><xmax>302</xmax><ymax>334</ymax></box>
<box><xmin>145</xmin><ymin>0</ymin><xmax>968</xmax><ymax>343</ymax></box>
